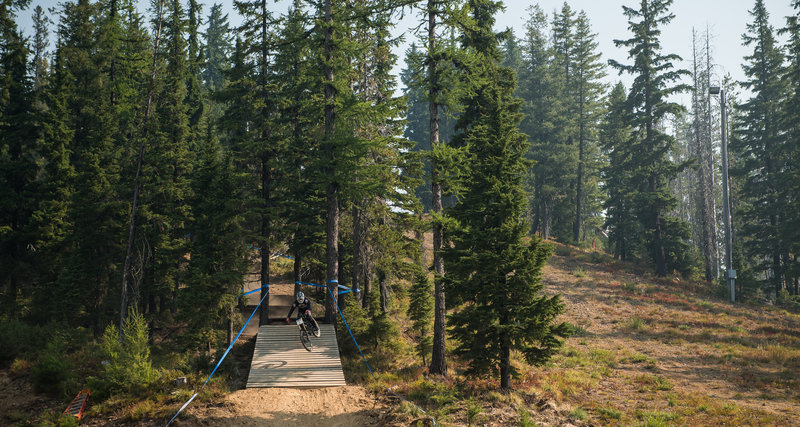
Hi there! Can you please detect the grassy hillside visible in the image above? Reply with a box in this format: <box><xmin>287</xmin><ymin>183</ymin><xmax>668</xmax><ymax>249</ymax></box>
<box><xmin>362</xmin><ymin>241</ymin><xmax>800</xmax><ymax>426</ymax></box>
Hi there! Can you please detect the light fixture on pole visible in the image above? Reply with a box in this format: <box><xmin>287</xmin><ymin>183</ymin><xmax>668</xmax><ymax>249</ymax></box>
<box><xmin>709</xmin><ymin>85</ymin><xmax>736</xmax><ymax>303</ymax></box>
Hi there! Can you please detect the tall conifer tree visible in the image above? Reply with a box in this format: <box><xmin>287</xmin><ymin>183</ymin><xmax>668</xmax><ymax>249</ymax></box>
<box><xmin>444</xmin><ymin>0</ymin><xmax>568</xmax><ymax>389</ymax></box>
<box><xmin>732</xmin><ymin>0</ymin><xmax>791</xmax><ymax>294</ymax></box>
<box><xmin>609</xmin><ymin>0</ymin><xmax>691</xmax><ymax>276</ymax></box>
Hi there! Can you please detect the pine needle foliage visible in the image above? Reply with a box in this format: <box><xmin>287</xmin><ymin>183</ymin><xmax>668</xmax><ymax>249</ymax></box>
<box><xmin>444</xmin><ymin>0</ymin><xmax>569</xmax><ymax>389</ymax></box>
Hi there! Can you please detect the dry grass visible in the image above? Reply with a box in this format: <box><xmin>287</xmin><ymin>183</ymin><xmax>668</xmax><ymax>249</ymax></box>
<box><xmin>520</xmin><ymin>242</ymin><xmax>800</xmax><ymax>426</ymax></box>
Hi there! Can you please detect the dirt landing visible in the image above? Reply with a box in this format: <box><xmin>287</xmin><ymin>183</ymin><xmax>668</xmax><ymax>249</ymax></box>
<box><xmin>176</xmin><ymin>386</ymin><xmax>392</xmax><ymax>427</ymax></box>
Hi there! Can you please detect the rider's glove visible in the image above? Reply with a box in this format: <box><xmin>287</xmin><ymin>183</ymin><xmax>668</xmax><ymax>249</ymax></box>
<box><xmin>304</xmin><ymin>310</ymin><xmax>310</xmax><ymax>315</ymax></box>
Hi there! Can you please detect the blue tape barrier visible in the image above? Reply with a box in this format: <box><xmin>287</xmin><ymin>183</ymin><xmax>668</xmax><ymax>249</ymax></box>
<box><xmin>166</xmin><ymin>290</ymin><xmax>270</xmax><ymax>426</ymax></box>
<box><xmin>295</xmin><ymin>280</ymin><xmax>361</xmax><ymax>295</ymax></box>
<box><xmin>273</xmin><ymin>252</ymin><xmax>294</xmax><ymax>260</ymax></box>
<box><xmin>239</xmin><ymin>284</ymin><xmax>269</xmax><ymax>298</ymax></box>
<box><xmin>324</xmin><ymin>286</ymin><xmax>437</xmax><ymax>426</ymax></box>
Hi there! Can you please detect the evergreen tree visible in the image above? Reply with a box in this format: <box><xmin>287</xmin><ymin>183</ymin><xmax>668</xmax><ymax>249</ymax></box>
<box><xmin>0</xmin><ymin>0</ymin><xmax>37</xmax><ymax>313</ymax></box>
<box><xmin>271</xmin><ymin>0</ymin><xmax>325</xmax><ymax>294</ymax></box>
<box><xmin>781</xmin><ymin>0</ymin><xmax>800</xmax><ymax>294</ymax></box>
<box><xmin>58</xmin><ymin>0</ymin><xmax>126</xmax><ymax>334</ymax></box>
<box><xmin>732</xmin><ymin>0</ymin><xmax>791</xmax><ymax>295</ymax></box>
<box><xmin>519</xmin><ymin>5</ymin><xmax>571</xmax><ymax>240</ymax></box>
<box><xmin>183</xmin><ymin>121</ymin><xmax>248</xmax><ymax>347</ymax></box>
<box><xmin>31</xmin><ymin>5</ymin><xmax>50</xmax><ymax>89</ymax></box>
<box><xmin>235</xmin><ymin>0</ymin><xmax>279</xmax><ymax>324</ymax></box>
<box><xmin>601</xmin><ymin>82</ymin><xmax>642</xmax><ymax>261</ymax></box>
<box><xmin>185</xmin><ymin>0</ymin><xmax>204</xmax><ymax>138</ymax></box>
<box><xmin>416</xmin><ymin>0</ymin><xmax>467</xmax><ymax>377</ymax></box>
<box><xmin>444</xmin><ymin>0</ymin><xmax>568</xmax><ymax>389</ymax></box>
<box><xmin>202</xmin><ymin>3</ymin><xmax>232</xmax><ymax>94</ymax></box>
<box><xmin>407</xmin><ymin>272</ymin><xmax>433</xmax><ymax>366</ymax></box>
<box><xmin>137</xmin><ymin>0</ymin><xmax>194</xmax><ymax>314</ymax></box>
<box><xmin>609</xmin><ymin>0</ymin><xmax>692</xmax><ymax>276</ymax></box>
<box><xmin>29</xmin><ymin>38</ymin><xmax>76</xmax><ymax>322</ymax></box>
<box><xmin>570</xmin><ymin>11</ymin><xmax>606</xmax><ymax>243</ymax></box>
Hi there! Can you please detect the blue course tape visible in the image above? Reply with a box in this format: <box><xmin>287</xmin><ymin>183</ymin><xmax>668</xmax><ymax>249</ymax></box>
<box><xmin>239</xmin><ymin>285</ymin><xmax>269</xmax><ymax>298</ymax></box>
<box><xmin>295</xmin><ymin>280</ymin><xmax>361</xmax><ymax>294</ymax></box>
<box><xmin>273</xmin><ymin>252</ymin><xmax>295</xmax><ymax>260</ymax></box>
<box><xmin>324</xmin><ymin>286</ymin><xmax>436</xmax><ymax>426</ymax></box>
<box><xmin>166</xmin><ymin>290</ymin><xmax>270</xmax><ymax>426</ymax></box>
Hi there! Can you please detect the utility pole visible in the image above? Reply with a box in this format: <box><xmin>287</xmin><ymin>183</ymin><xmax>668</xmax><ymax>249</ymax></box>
<box><xmin>710</xmin><ymin>86</ymin><xmax>735</xmax><ymax>302</ymax></box>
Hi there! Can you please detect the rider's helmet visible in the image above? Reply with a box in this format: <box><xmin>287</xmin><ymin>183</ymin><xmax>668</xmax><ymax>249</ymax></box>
<box><xmin>296</xmin><ymin>291</ymin><xmax>305</xmax><ymax>303</ymax></box>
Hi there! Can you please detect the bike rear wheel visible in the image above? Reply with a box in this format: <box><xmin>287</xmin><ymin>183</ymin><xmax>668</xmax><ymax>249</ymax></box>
<box><xmin>300</xmin><ymin>329</ymin><xmax>313</xmax><ymax>352</ymax></box>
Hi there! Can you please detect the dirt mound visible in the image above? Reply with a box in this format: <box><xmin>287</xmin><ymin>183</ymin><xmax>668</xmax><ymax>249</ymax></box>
<box><xmin>175</xmin><ymin>386</ymin><xmax>393</xmax><ymax>427</ymax></box>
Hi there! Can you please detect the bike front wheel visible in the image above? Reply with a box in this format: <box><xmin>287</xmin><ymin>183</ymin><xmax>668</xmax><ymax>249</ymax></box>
<box><xmin>300</xmin><ymin>329</ymin><xmax>313</xmax><ymax>352</ymax></box>
<box><xmin>307</xmin><ymin>316</ymin><xmax>321</xmax><ymax>338</ymax></box>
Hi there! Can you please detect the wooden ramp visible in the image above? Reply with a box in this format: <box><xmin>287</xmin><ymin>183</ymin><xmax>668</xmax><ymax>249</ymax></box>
<box><xmin>247</xmin><ymin>324</ymin><xmax>346</xmax><ymax>388</ymax></box>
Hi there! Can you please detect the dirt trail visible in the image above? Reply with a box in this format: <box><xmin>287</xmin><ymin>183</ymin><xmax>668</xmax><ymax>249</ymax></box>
<box><xmin>175</xmin><ymin>386</ymin><xmax>393</xmax><ymax>426</ymax></box>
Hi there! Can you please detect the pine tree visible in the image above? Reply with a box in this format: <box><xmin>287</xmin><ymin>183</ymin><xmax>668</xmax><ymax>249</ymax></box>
<box><xmin>407</xmin><ymin>272</ymin><xmax>433</xmax><ymax>366</ymax></box>
<box><xmin>609</xmin><ymin>0</ymin><xmax>692</xmax><ymax>276</ymax></box>
<box><xmin>570</xmin><ymin>11</ymin><xmax>606</xmax><ymax>244</ymax></box>
<box><xmin>183</xmin><ymin>121</ymin><xmax>249</xmax><ymax>348</ymax></box>
<box><xmin>58</xmin><ymin>0</ymin><xmax>126</xmax><ymax>334</ymax></box>
<box><xmin>519</xmin><ymin>5</ymin><xmax>571</xmax><ymax>240</ymax></box>
<box><xmin>185</xmin><ymin>0</ymin><xmax>204</xmax><ymax>138</ymax></box>
<box><xmin>31</xmin><ymin>5</ymin><xmax>50</xmax><ymax>90</ymax></box>
<box><xmin>732</xmin><ymin>0</ymin><xmax>791</xmax><ymax>294</ymax></box>
<box><xmin>271</xmin><ymin>1</ymin><xmax>325</xmax><ymax>295</ymax></box>
<box><xmin>202</xmin><ymin>3</ymin><xmax>232</xmax><ymax>94</ymax></box>
<box><xmin>418</xmin><ymin>0</ymin><xmax>467</xmax><ymax>377</ymax></box>
<box><xmin>0</xmin><ymin>0</ymin><xmax>37</xmax><ymax>313</ymax></box>
<box><xmin>29</xmin><ymin>37</ymin><xmax>76</xmax><ymax>322</ymax></box>
<box><xmin>780</xmin><ymin>0</ymin><xmax>800</xmax><ymax>294</ymax></box>
<box><xmin>444</xmin><ymin>0</ymin><xmax>568</xmax><ymax>389</ymax></box>
<box><xmin>601</xmin><ymin>82</ymin><xmax>642</xmax><ymax>261</ymax></box>
<box><xmin>235</xmin><ymin>0</ymin><xmax>279</xmax><ymax>324</ymax></box>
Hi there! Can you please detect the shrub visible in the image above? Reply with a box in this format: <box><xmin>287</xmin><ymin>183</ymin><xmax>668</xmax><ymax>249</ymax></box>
<box><xmin>597</xmin><ymin>406</ymin><xmax>622</xmax><ymax>420</ymax></box>
<box><xmin>627</xmin><ymin>317</ymin><xmax>647</xmax><ymax>330</ymax></box>
<box><xmin>92</xmin><ymin>310</ymin><xmax>159</xmax><ymax>396</ymax></box>
<box><xmin>465</xmin><ymin>399</ymin><xmax>484</xmax><ymax>426</ymax></box>
<box><xmin>570</xmin><ymin>407</ymin><xmax>587</xmax><ymax>420</ymax></box>
<box><xmin>31</xmin><ymin>337</ymin><xmax>74</xmax><ymax>395</ymax></box>
<box><xmin>37</xmin><ymin>409</ymin><xmax>79</xmax><ymax>427</ymax></box>
<box><xmin>0</xmin><ymin>319</ymin><xmax>46</xmax><ymax>365</ymax></box>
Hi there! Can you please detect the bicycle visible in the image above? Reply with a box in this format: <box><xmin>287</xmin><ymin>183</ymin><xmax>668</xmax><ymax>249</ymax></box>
<box><xmin>293</xmin><ymin>312</ymin><xmax>320</xmax><ymax>352</ymax></box>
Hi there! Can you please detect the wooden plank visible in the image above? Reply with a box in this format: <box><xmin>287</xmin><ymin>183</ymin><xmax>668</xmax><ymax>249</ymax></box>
<box><xmin>247</xmin><ymin>324</ymin><xmax>346</xmax><ymax>388</ymax></box>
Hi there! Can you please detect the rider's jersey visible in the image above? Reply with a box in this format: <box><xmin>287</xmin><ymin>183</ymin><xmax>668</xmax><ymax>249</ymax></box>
<box><xmin>287</xmin><ymin>298</ymin><xmax>312</xmax><ymax>318</ymax></box>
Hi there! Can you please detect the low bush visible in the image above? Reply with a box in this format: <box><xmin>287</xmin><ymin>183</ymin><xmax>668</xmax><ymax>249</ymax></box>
<box><xmin>31</xmin><ymin>336</ymin><xmax>75</xmax><ymax>396</ymax></box>
<box><xmin>90</xmin><ymin>310</ymin><xmax>160</xmax><ymax>397</ymax></box>
<box><xmin>0</xmin><ymin>319</ymin><xmax>47</xmax><ymax>366</ymax></box>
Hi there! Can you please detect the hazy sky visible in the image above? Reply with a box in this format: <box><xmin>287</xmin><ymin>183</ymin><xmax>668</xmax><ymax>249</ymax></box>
<box><xmin>16</xmin><ymin>0</ymin><xmax>798</xmax><ymax>103</ymax></box>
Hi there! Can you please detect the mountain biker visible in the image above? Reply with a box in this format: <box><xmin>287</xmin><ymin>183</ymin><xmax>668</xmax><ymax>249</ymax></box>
<box><xmin>286</xmin><ymin>291</ymin><xmax>313</xmax><ymax>324</ymax></box>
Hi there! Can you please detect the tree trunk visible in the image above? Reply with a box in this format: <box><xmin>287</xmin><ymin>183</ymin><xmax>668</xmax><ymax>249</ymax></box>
<box><xmin>378</xmin><ymin>270</ymin><xmax>388</xmax><ymax>314</ymax></box>
<box><xmin>338</xmin><ymin>242</ymin><xmax>346</xmax><ymax>309</ymax></box>
<box><xmin>293</xmin><ymin>251</ymin><xmax>302</xmax><ymax>295</ymax></box>
<box><xmin>500</xmin><ymin>310</ymin><xmax>511</xmax><ymax>389</ymax></box>
<box><xmin>260</xmin><ymin>164</ymin><xmax>272</xmax><ymax>317</ymax></box>
<box><xmin>573</xmin><ymin>82</ymin><xmax>585</xmax><ymax>243</ymax></box>
<box><xmin>120</xmin><ymin>0</ymin><xmax>165</xmax><ymax>341</ymax></box>
<box><xmin>653</xmin><ymin>204</ymin><xmax>668</xmax><ymax>276</ymax></box>
<box><xmin>428</xmin><ymin>1</ymin><xmax>447</xmax><ymax>377</ymax></box>
<box><xmin>322</xmin><ymin>0</ymin><xmax>338</xmax><ymax>326</ymax></box>
<box><xmin>352</xmin><ymin>202</ymin><xmax>367</xmax><ymax>306</ymax></box>
<box><xmin>692</xmin><ymin>32</ymin><xmax>715</xmax><ymax>282</ymax></box>
<box><xmin>228</xmin><ymin>305</ymin><xmax>234</xmax><ymax>345</ymax></box>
